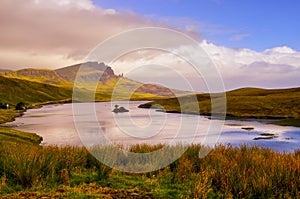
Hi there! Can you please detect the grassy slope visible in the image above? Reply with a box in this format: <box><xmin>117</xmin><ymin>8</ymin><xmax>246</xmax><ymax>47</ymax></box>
<box><xmin>1</xmin><ymin>66</ymin><xmax>177</xmax><ymax>103</ymax></box>
<box><xmin>139</xmin><ymin>87</ymin><xmax>300</xmax><ymax>126</ymax></box>
<box><xmin>0</xmin><ymin>109</ymin><xmax>19</xmax><ymax>124</ymax></box>
<box><xmin>0</xmin><ymin>69</ymin><xmax>73</xmax><ymax>87</ymax></box>
<box><xmin>226</xmin><ymin>87</ymin><xmax>300</xmax><ymax>117</ymax></box>
<box><xmin>0</xmin><ymin>76</ymin><xmax>72</xmax><ymax>105</ymax></box>
<box><xmin>0</xmin><ymin>127</ymin><xmax>42</xmax><ymax>145</ymax></box>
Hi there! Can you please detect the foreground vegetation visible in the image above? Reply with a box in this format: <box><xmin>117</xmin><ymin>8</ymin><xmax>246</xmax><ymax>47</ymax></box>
<box><xmin>0</xmin><ymin>141</ymin><xmax>299</xmax><ymax>198</ymax></box>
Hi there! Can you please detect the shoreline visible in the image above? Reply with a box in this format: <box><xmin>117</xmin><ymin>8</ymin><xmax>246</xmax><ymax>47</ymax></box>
<box><xmin>1</xmin><ymin>99</ymin><xmax>300</xmax><ymax>147</ymax></box>
<box><xmin>140</xmin><ymin>106</ymin><xmax>300</xmax><ymax>127</ymax></box>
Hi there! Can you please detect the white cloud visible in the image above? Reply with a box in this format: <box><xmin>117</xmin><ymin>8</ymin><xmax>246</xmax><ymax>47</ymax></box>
<box><xmin>112</xmin><ymin>41</ymin><xmax>300</xmax><ymax>91</ymax></box>
<box><xmin>200</xmin><ymin>41</ymin><xmax>300</xmax><ymax>90</ymax></box>
<box><xmin>201</xmin><ymin>41</ymin><xmax>300</xmax><ymax>68</ymax></box>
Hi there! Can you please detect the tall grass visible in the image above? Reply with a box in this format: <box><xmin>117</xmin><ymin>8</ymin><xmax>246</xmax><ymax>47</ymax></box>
<box><xmin>0</xmin><ymin>143</ymin><xmax>111</xmax><ymax>188</ymax></box>
<box><xmin>178</xmin><ymin>145</ymin><xmax>300</xmax><ymax>198</ymax></box>
<box><xmin>0</xmin><ymin>143</ymin><xmax>299</xmax><ymax>198</ymax></box>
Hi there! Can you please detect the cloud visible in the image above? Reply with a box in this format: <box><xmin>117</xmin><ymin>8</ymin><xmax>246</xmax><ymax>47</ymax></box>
<box><xmin>199</xmin><ymin>41</ymin><xmax>300</xmax><ymax>90</ymax></box>
<box><xmin>229</xmin><ymin>33</ymin><xmax>251</xmax><ymax>41</ymax></box>
<box><xmin>0</xmin><ymin>0</ymin><xmax>160</xmax><ymax>69</ymax></box>
<box><xmin>112</xmin><ymin>41</ymin><xmax>300</xmax><ymax>91</ymax></box>
<box><xmin>201</xmin><ymin>41</ymin><xmax>300</xmax><ymax>67</ymax></box>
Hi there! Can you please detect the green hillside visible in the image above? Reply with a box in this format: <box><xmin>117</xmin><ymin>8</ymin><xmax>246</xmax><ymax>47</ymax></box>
<box><xmin>139</xmin><ymin>87</ymin><xmax>300</xmax><ymax>126</ymax></box>
<box><xmin>0</xmin><ymin>62</ymin><xmax>182</xmax><ymax>105</ymax></box>
<box><xmin>0</xmin><ymin>76</ymin><xmax>72</xmax><ymax>105</ymax></box>
<box><xmin>226</xmin><ymin>87</ymin><xmax>300</xmax><ymax>118</ymax></box>
<box><xmin>0</xmin><ymin>127</ymin><xmax>42</xmax><ymax>145</ymax></box>
<box><xmin>1</xmin><ymin>68</ymin><xmax>72</xmax><ymax>87</ymax></box>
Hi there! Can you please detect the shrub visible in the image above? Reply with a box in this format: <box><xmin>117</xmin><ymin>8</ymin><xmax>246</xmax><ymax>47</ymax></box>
<box><xmin>15</xmin><ymin>102</ymin><xmax>26</xmax><ymax>110</ymax></box>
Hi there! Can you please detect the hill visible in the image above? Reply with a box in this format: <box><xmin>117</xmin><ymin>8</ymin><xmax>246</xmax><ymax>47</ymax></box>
<box><xmin>0</xmin><ymin>62</ymin><xmax>186</xmax><ymax>106</ymax></box>
<box><xmin>0</xmin><ymin>68</ymin><xmax>72</xmax><ymax>87</ymax></box>
<box><xmin>139</xmin><ymin>87</ymin><xmax>300</xmax><ymax>126</ymax></box>
<box><xmin>55</xmin><ymin>62</ymin><xmax>112</xmax><ymax>83</ymax></box>
<box><xmin>226</xmin><ymin>87</ymin><xmax>300</xmax><ymax>118</ymax></box>
<box><xmin>56</xmin><ymin>62</ymin><xmax>184</xmax><ymax>98</ymax></box>
<box><xmin>0</xmin><ymin>76</ymin><xmax>72</xmax><ymax>105</ymax></box>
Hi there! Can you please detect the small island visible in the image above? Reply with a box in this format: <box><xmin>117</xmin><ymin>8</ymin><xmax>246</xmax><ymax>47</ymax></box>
<box><xmin>112</xmin><ymin>105</ymin><xmax>129</xmax><ymax>113</ymax></box>
<box><xmin>242</xmin><ymin>127</ymin><xmax>255</xmax><ymax>131</ymax></box>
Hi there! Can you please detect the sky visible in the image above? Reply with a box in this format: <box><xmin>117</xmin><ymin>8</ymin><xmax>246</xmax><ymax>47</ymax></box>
<box><xmin>94</xmin><ymin>0</ymin><xmax>300</xmax><ymax>51</ymax></box>
<box><xmin>0</xmin><ymin>0</ymin><xmax>299</xmax><ymax>91</ymax></box>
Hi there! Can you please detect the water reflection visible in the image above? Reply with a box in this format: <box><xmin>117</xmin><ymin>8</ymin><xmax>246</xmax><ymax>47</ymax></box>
<box><xmin>3</xmin><ymin>101</ymin><xmax>300</xmax><ymax>152</ymax></box>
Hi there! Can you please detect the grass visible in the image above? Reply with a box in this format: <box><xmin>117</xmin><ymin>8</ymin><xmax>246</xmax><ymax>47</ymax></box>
<box><xmin>271</xmin><ymin>118</ymin><xmax>300</xmax><ymax>127</ymax></box>
<box><xmin>0</xmin><ymin>109</ymin><xmax>19</xmax><ymax>124</ymax></box>
<box><xmin>0</xmin><ymin>143</ymin><xmax>299</xmax><ymax>198</ymax></box>
<box><xmin>0</xmin><ymin>127</ymin><xmax>42</xmax><ymax>145</ymax></box>
<box><xmin>0</xmin><ymin>76</ymin><xmax>72</xmax><ymax>105</ymax></box>
<box><xmin>0</xmin><ymin>72</ymin><xmax>174</xmax><ymax>106</ymax></box>
<box><xmin>139</xmin><ymin>87</ymin><xmax>300</xmax><ymax>126</ymax></box>
<box><xmin>0</xmin><ymin>68</ymin><xmax>73</xmax><ymax>87</ymax></box>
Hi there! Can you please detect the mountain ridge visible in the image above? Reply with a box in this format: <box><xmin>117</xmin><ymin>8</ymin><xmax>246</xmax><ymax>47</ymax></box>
<box><xmin>0</xmin><ymin>62</ymin><xmax>188</xmax><ymax>105</ymax></box>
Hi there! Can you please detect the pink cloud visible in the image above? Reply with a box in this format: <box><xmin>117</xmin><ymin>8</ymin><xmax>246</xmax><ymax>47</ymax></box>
<box><xmin>0</xmin><ymin>0</ymin><xmax>161</xmax><ymax>69</ymax></box>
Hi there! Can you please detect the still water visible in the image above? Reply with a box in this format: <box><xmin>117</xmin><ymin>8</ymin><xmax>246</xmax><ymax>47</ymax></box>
<box><xmin>4</xmin><ymin>101</ymin><xmax>300</xmax><ymax>152</ymax></box>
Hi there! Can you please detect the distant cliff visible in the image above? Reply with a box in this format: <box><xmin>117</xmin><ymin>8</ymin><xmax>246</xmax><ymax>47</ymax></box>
<box><xmin>55</xmin><ymin>62</ymin><xmax>116</xmax><ymax>84</ymax></box>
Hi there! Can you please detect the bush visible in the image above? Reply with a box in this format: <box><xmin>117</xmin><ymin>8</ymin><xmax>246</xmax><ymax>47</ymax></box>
<box><xmin>0</xmin><ymin>103</ymin><xmax>9</xmax><ymax>109</ymax></box>
<box><xmin>15</xmin><ymin>102</ymin><xmax>26</xmax><ymax>110</ymax></box>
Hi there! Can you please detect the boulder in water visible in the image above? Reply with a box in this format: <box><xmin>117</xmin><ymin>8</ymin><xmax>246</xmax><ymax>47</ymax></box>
<box><xmin>112</xmin><ymin>105</ymin><xmax>129</xmax><ymax>113</ymax></box>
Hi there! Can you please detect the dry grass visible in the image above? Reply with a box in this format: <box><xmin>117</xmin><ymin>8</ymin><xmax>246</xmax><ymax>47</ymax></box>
<box><xmin>0</xmin><ymin>143</ymin><xmax>299</xmax><ymax>198</ymax></box>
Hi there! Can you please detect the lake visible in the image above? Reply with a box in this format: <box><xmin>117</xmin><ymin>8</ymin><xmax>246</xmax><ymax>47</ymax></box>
<box><xmin>4</xmin><ymin>101</ymin><xmax>300</xmax><ymax>153</ymax></box>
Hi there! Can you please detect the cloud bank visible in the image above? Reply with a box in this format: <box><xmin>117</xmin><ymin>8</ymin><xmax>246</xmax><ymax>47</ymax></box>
<box><xmin>0</xmin><ymin>0</ymin><xmax>157</xmax><ymax>69</ymax></box>
<box><xmin>112</xmin><ymin>42</ymin><xmax>300</xmax><ymax>91</ymax></box>
<box><xmin>201</xmin><ymin>41</ymin><xmax>300</xmax><ymax>90</ymax></box>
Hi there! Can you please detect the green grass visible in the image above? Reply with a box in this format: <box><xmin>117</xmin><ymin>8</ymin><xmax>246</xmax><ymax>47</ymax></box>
<box><xmin>139</xmin><ymin>87</ymin><xmax>300</xmax><ymax>126</ymax></box>
<box><xmin>0</xmin><ymin>144</ymin><xmax>299</xmax><ymax>198</ymax></box>
<box><xmin>0</xmin><ymin>109</ymin><xmax>19</xmax><ymax>124</ymax></box>
<box><xmin>0</xmin><ymin>72</ymin><xmax>174</xmax><ymax>106</ymax></box>
<box><xmin>0</xmin><ymin>68</ymin><xmax>73</xmax><ymax>87</ymax></box>
<box><xmin>0</xmin><ymin>127</ymin><xmax>42</xmax><ymax>145</ymax></box>
<box><xmin>0</xmin><ymin>76</ymin><xmax>72</xmax><ymax>105</ymax></box>
<box><xmin>271</xmin><ymin>118</ymin><xmax>300</xmax><ymax>127</ymax></box>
